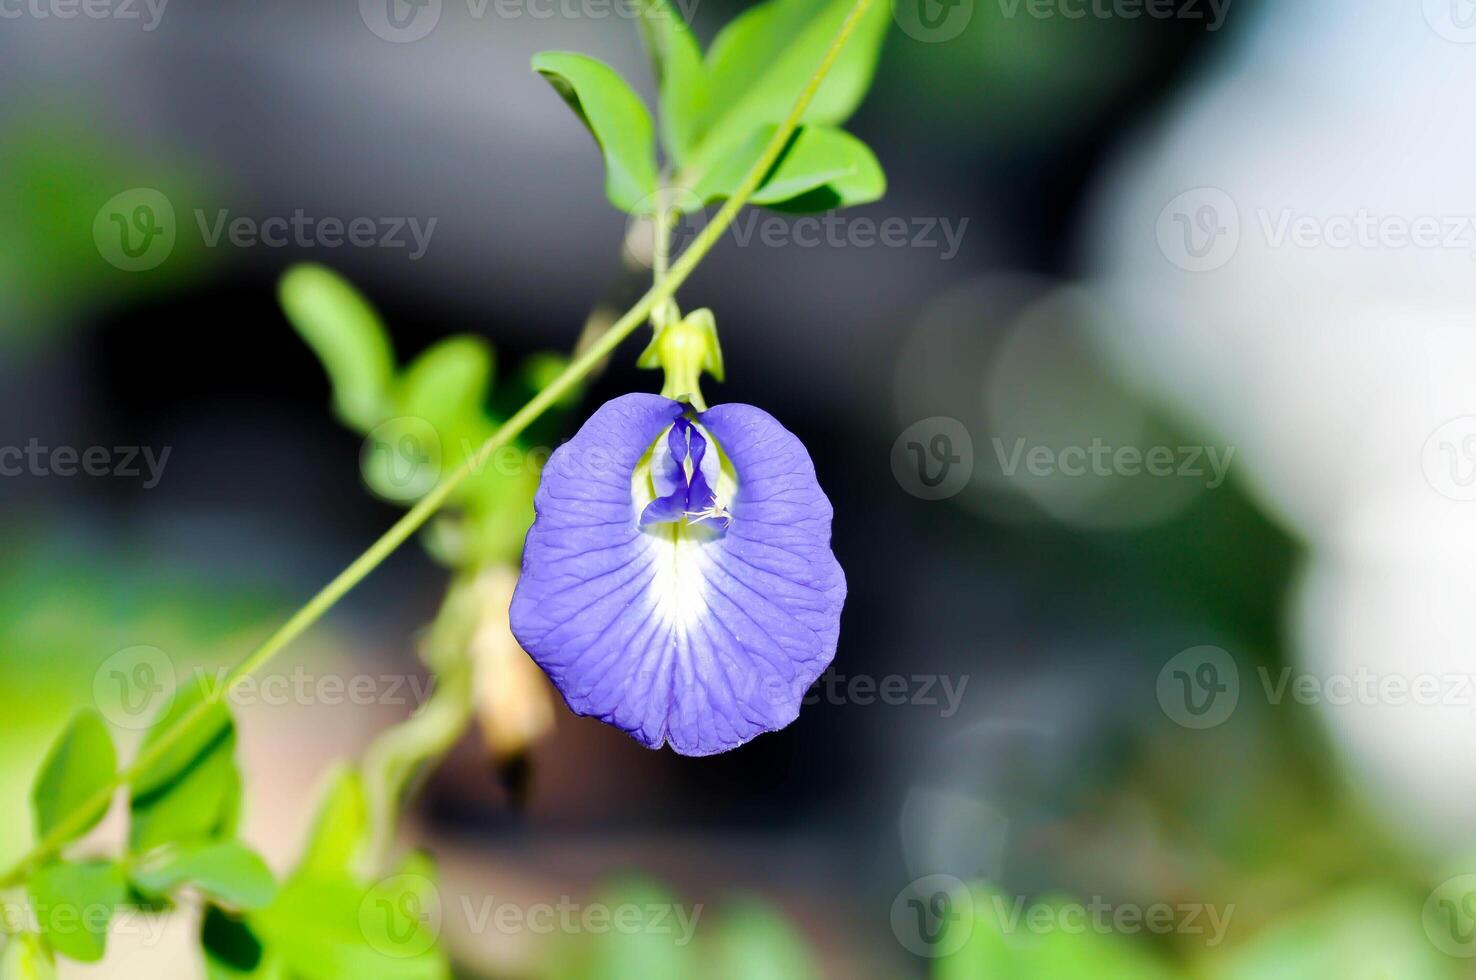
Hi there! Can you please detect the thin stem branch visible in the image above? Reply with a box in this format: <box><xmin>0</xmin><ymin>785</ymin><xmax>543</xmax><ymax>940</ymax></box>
<box><xmin>0</xmin><ymin>0</ymin><xmax>874</xmax><ymax>889</ymax></box>
<box><xmin>652</xmin><ymin>181</ymin><xmax>672</xmax><ymax>284</ymax></box>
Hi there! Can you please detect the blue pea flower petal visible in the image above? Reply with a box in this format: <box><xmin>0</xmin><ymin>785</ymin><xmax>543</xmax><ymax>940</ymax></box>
<box><xmin>638</xmin><ymin>418</ymin><xmax>717</xmax><ymax>528</ymax></box>
<box><xmin>509</xmin><ymin>393</ymin><xmax>846</xmax><ymax>755</ymax></box>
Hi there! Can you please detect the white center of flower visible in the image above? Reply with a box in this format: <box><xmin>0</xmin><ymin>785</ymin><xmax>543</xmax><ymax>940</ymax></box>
<box><xmin>645</xmin><ymin>525</ymin><xmax>712</xmax><ymax>631</ymax></box>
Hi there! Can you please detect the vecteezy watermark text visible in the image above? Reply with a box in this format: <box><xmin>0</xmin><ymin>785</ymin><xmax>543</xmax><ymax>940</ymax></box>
<box><xmin>194</xmin><ymin>210</ymin><xmax>436</xmax><ymax>260</ymax></box>
<box><xmin>727</xmin><ymin>212</ymin><xmax>968</xmax><ymax>259</ymax></box>
<box><xmin>889</xmin><ymin>875</ymin><xmax>1235</xmax><ymax>959</ymax></box>
<box><xmin>0</xmin><ymin>0</ymin><xmax>168</xmax><ymax>30</ymax></box>
<box><xmin>93</xmin><ymin>188</ymin><xmax>437</xmax><ymax>271</ymax></box>
<box><xmin>804</xmin><ymin>671</ymin><xmax>969</xmax><ymax>717</ymax></box>
<box><xmin>459</xmin><ymin>895</ymin><xmax>703</xmax><ymax>944</ymax></box>
<box><xmin>360</xmin><ymin>0</ymin><xmax>700</xmax><ymax>42</ymax></box>
<box><xmin>1</xmin><ymin>899</ymin><xmax>169</xmax><ymax>949</ymax></box>
<box><xmin>992</xmin><ymin>438</ymin><xmax>1235</xmax><ymax>488</ymax></box>
<box><xmin>1157</xmin><ymin>187</ymin><xmax>1476</xmax><ymax>272</ymax></box>
<box><xmin>92</xmin><ymin>647</ymin><xmax>440</xmax><ymax>729</ymax></box>
<box><xmin>996</xmin><ymin>0</ymin><xmax>1230</xmax><ymax>29</ymax></box>
<box><xmin>1156</xmin><ymin>645</ymin><xmax>1476</xmax><ymax>731</ymax></box>
<box><xmin>1259</xmin><ymin>666</ymin><xmax>1476</xmax><ymax>712</ymax></box>
<box><xmin>0</xmin><ymin>440</ymin><xmax>170</xmax><ymax>487</ymax></box>
<box><xmin>625</xmin><ymin>197</ymin><xmax>970</xmax><ymax>269</ymax></box>
<box><xmin>464</xmin><ymin>0</ymin><xmax>699</xmax><ymax>19</ymax></box>
<box><xmin>984</xmin><ymin>893</ymin><xmax>1234</xmax><ymax>945</ymax></box>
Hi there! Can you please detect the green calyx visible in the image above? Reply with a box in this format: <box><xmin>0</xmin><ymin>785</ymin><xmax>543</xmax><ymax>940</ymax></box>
<box><xmin>638</xmin><ymin>307</ymin><xmax>724</xmax><ymax>411</ymax></box>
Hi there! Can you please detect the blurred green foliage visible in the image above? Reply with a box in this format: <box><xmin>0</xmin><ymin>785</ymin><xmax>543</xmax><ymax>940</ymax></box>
<box><xmin>279</xmin><ymin>263</ymin><xmax>573</xmax><ymax>569</ymax></box>
<box><xmin>0</xmin><ymin>115</ymin><xmax>213</xmax><ymax>349</ymax></box>
<box><xmin>925</xmin><ymin>881</ymin><xmax>1464</xmax><ymax>980</ymax></box>
<box><xmin>0</xmin><ymin>536</ymin><xmax>283</xmax><ymax>871</ymax></box>
<box><xmin>542</xmin><ymin>879</ymin><xmax>819</xmax><ymax>980</ymax></box>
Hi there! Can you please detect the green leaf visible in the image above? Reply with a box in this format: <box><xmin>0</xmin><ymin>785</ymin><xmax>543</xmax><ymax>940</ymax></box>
<box><xmin>936</xmin><ymin>884</ymin><xmax>1179</xmax><ymax>980</ymax></box>
<box><xmin>515</xmin><ymin>351</ymin><xmax>583</xmax><ymax>411</ymax></box>
<box><xmin>201</xmin><ymin>906</ymin><xmax>287</xmax><ymax>980</ymax></box>
<box><xmin>360</xmin><ymin>414</ymin><xmax>446</xmax><ymax>505</ymax></box>
<box><xmin>31</xmin><ymin>709</ymin><xmax>116</xmax><ymax>845</ymax></box>
<box><xmin>0</xmin><ymin>933</ymin><xmax>58</xmax><ymax>980</ymax></box>
<box><xmin>27</xmin><ymin>860</ymin><xmax>127</xmax><ymax>964</ymax></box>
<box><xmin>129</xmin><ymin>744</ymin><xmax>241</xmax><ymax>855</ymax></box>
<box><xmin>131</xmin><ymin>679</ymin><xmax>232</xmax><ymax>797</ymax></box>
<box><xmin>251</xmin><ymin>871</ymin><xmax>447</xmax><ymax>980</ymax></box>
<box><xmin>637</xmin><ymin>0</ymin><xmax>709</xmax><ymax>166</ymax></box>
<box><xmin>578</xmin><ymin>878</ymin><xmax>697</xmax><ymax>980</ymax></box>
<box><xmin>705</xmin><ymin>898</ymin><xmax>816</xmax><ymax>979</ymax></box>
<box><xmin>129</xmin><ymin>682</ymin><xmax>242</xmax><ymax>854</ymax></box>
<box><xmin>395</xmin><ymin>335</ymin><xmax>492</xmax><ymax>437</ymax></box>
<box><xmin>1026</xmin><ymin>896</ymin><xmax>1179</xmax><ymax>980</ymax></box>
<box><xmin>279</xmin><ymin>264</ymin><xmax>396</xmax><ymax>431</ymax></box>
<box><xmin>294</xmin><ymin>767</ymin><xmax>370</xmax><ymax>878</ymax></box>
<box><xmin>681</xmin><ymin>0</ymin><xmax>889</xmax><ymax>179</ymax></box>
<box><xmin>132</xmin><ymin>841</ymin><xmax>277</xmax><ymax>910</ymax></box>
<box><xmin>1220</xmin><ymin>888</ymin><xmax>1446</xmax><ymax>980</ymax></box>
<box><xmin>692</xmin><ymin>125</ymin><xmax>884</xmax><ymax>212</ymax></box>
<box><xmin>532</xmin><ymin>52</ymin><xmax>660</xmax><ymax>213</ymax></box>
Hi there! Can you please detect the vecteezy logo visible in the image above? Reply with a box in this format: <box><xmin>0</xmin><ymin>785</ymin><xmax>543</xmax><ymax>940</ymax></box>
<box><xmin>891</xmin><ymin>874</ymin><xmax>973</xmax><ymax>958</ymax></box>
<box><xmin>360</xmin><ymin>874</ymin><xmax>441</xmax><ymax>958</ymax></box>
<box><xmin>891</xmin><ymin>0</ymin><xmax>973</xmax><ymax>42</ymax></box>
<box><xmin>1422</xmin><ymin>417</ymin><xmax>1476</xmax><ymax>501</ymax></box>
<box><xmin>1424</xmin><ymin>874</ymin><xmax>1476</xmax><ymax>956</ymax></box>
<box><xmin>93</xmin><ymin>189</ymin><xmax>176</xmax><ymax>272</ymax></box>
<box><xmin>911</xmin><ymin>436</ymin><xmax>960</xmax><ymax>488</ymax></box>
<box><xmin>1425</xmin><ymin>0</ymin><xmax>1476</xmax><ymax>43</ymax></box>
<box><xmin>362</xmin><ymin>417</ymin><xmax>443</xmax><ymax>503</ymax></box>
<box><xmin>360</xmin><ymin>0</ymin><xmax>441</xmax><ymax>42</ymax></box>
<box><xmin>93</xmin><ymin>645</ymin><xmax>177</xmax><ymax>729</ymax></box>
<box><xmin>1156</xmin><ymin>645</ymin><xmax>1238</xmax><ymax>729</ymax></box>
<box><xmin>891</xmin><ymin>417</ymin><xmax>973</xmax><ymax>501</ymax></box>
<box><xmin>1155</xmin><ymin>188</ymin><xmax>1240</xmax><ymax>272</ymax></box>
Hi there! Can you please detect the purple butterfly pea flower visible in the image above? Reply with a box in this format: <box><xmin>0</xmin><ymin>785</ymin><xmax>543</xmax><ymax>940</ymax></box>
<box><xmin>509</xmin><ymin>393</ymin><xmax>845</xmax><ymax>755</ymax></box>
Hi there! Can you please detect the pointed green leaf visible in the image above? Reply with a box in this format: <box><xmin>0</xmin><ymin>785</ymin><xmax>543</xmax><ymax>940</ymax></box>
<box><xmin>692</xmin><ymin>124</ymin><xmax>884</xmax><ymax>211</ymax></box>
<box><xmin>130</xmin><ymin>682</ymin><xmax>242</xmax><ymax>854</ymax></box>
<box><xmin>279</xmin><ymin>264</ymin><xmax>396</xmax><ymax>431</ymax></box>
<box><xmin>637</xmin><ymin>0</ymin><xmax>709</xmax><ymax>165</ymax></box>
<box><xmin>132</xmin><ymin>841</ymin><xmax>277</xmax><ymax>910</ymax></box>
<box><xmin>682</xmin><ymin>0</ymin><xmax>889</xmax><ymax>179</ymax></box>
<box><xmin>27</xmin><ymin>860</ymin><xmax>127</xmax><ymax>964</ymax></box>
<box><xmin>31</xmin><ymin>709</ymin><xmax>116</xmax><ymax>845</ymax></box>
<box><xmin>532</xmin><ymin>52</ymin><xmax>660</xmax><ymax>213</ymax></box>
<box><xmin>294</xmin><ymin>767</ymin><xmax>370</xmax><ymax>878</ymax></box>
<box><xmin>0</xmin><ymin>933</ymin><xmax>57</xmax><ymax>980</ymax></box>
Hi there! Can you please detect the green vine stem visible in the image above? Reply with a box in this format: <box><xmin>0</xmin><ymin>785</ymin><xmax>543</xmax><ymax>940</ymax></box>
<box><xmin>0</xmin><ymin>0</ymin><xmax>874</xmax><ymax>891</ymax></box>
<box><xmin>357</xmin><ymin>569</ymin><xmax>482</xmax><ymax>875</ymax></box>
<box><xmin>358</xmin><ymin>663</ymin><xmax>474</xmax><ymax>875</ymax></box>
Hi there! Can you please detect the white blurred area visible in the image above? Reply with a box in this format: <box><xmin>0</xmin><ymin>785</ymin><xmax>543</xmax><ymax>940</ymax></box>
<box><xmin>1083</xmin><ymin>0</ymin><xmax>1476</xmax><ymax>855</ymax></box>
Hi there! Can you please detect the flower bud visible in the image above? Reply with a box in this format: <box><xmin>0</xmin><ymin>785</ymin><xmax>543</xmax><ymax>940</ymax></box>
<box><xmin>637</xmin><ymin>308</ymin><xmax>724</xmax><ymax>410</ymax></box>
<box><xmin>471</xmin><ymin>566</ymin><xmax>556</xmax><ymax>761</ymax></box>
